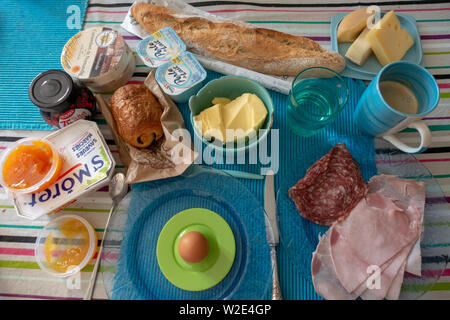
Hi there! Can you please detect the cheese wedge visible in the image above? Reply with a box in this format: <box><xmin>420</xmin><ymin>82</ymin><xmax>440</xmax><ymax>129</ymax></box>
<box><xmin>337</xmin><ymin>8</ymin><xmax>374</xmax><ymax>43</ymax></box>
<box><xmin>345</xmin><ymin>28</ymin><xmax>373</xmax><ymax>66</ymax></box>
<box><xmin>366</xmin><ymin>11</ymin><xmax>414</xmax><ymax>66</ymax></box>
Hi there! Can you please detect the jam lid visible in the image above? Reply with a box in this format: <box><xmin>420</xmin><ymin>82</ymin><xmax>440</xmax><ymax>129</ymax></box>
<box><xmin>29</xmin><ymin>70</ymin><xmax>74</xmax><ymax>110</ymax></box>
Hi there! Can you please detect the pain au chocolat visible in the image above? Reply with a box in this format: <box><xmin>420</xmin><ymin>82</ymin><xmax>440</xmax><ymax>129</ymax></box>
<box><xmin>110</xmin><ymin>84</ymin><xmax>164</xmax><ymax>149</ymax></box>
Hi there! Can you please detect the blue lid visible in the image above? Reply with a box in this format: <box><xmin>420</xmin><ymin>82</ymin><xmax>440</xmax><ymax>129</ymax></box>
<box><xmin>155</xmin><ymin>51</ymin><xmax>207</xmax><ymax>97</ymax></box>
<box><xmin>137</xmin><ymin>27</ymin><xmax>186</xmax><ymax>68</ymax></box>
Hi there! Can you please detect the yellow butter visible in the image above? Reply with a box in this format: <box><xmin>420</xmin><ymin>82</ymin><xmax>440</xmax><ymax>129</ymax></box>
<box><xmin>194</xmin><ymin>93</ymin><xmax>268</xmax><ymax>144</ymax></box>
<box><xmin>193</xmin><ymin>104</ymin><xmax>225</xmax><ymax>142</ymax></box>
<box><xmin>211</xmin><ymin>97</ymin><xmax>231</xmax><ymax>105</ymax></box>
<box><xmin>366</xmin><ymin>11</ymin><xmax>414</xmax><ymax>66</ymax></box>
<box><xmin>337</xmin><ymin>8</ymin><xmax>374</xmax><ymax>43</ymax></box>
<box><xmin>345</xmin><ymin>28</ymin><xmax>373</xmax><ymax>66</ymax></box>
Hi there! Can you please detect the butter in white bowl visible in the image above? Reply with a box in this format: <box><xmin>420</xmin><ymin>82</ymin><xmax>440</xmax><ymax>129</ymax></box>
<box><xmin>193</xmin><ymin>93</ymin><xmax>268</xmax><ymax>144</ymax></box>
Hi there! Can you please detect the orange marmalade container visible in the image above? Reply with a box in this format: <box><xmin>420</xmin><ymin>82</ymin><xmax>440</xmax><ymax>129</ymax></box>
<box><xmin>35</xmin><ymin>214</ymin><xmax>97</xmax><ymax>277</ymax></box>
<box><xmin>0</xmin><ymin>138</ymin><xmax>63</xmax><ymax>194</ymax></box>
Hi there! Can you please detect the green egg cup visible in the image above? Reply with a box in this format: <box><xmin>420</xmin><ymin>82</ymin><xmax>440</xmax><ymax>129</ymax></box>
<box><xmin>156</xmin><ymin>208</ymin><xmax>236</xmax><ymax>292</ymax></box>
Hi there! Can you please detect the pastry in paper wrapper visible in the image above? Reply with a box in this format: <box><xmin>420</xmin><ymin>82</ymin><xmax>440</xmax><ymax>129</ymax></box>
<box><xmin>97</xmin><ymin>71</ymin><xmax>197</xmax><ymax>184</ymax></box>
<box><xmin>110</xmin><ymin>84</ymin><xmax>164</xmax><ymax>148</ymax></box>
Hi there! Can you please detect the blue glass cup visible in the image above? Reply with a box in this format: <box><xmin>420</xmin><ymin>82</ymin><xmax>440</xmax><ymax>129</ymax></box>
<box><xmin>287</xmin><ymin>67</ymin><xmax>349</xmax><ymax>137</ymax></box>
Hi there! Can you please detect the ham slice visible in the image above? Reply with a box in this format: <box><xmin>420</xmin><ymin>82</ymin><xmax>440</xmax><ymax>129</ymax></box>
<box><xmin>330</xmin><ymin>192</ymin><xmax>422</xmax><ymax>293</ymax></box>
<box><xmin>311</xmin><ymin>232</ymin><xmax>358</xmax><ymax>300</ymax></box>
<box><xmin>357</xmin><ymin>241</ymin><xmax>415</xmax><ymax>300</ymax></box>
<box><xmin>312</xmin><ymin>175</ymin><xmax>425</xmax><ymax>300</ymax></box>
<box><xmin>367</xmin><ymin>175</ymin><xmax>425</xmax><ymax>276</ymax></box>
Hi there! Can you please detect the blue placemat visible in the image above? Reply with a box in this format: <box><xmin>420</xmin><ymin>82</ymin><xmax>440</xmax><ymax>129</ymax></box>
<box><xmin>178</xmin><ymin>71</ymin><xmax>377</xmax><ymax>300</ymax></box>
<box><xmin>112</xmin><ymin>70</ymin><xmax>377</xmax><ymax>300</ymax></box>
<box><xmin>0</xmin><ymin>0</ymin><xmax>88</xmax><ymax>130</ymax></box>
<box><xmin>110</xmin><ymin>167</ymin><xmax>272</xmax><ymax>300</ymax></box>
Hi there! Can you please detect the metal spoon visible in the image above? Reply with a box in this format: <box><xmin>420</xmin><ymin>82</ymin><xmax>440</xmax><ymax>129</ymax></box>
<box><xmin>83</xmin><ymin>173</ymin><xmax>128</xmax><ymax>300</ymax></box>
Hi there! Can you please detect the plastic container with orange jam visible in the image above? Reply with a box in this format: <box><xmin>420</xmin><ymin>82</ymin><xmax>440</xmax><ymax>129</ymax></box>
<box><xmin>0</xmin><ymin>138</ymin><xmax>63</xmax><ymax>194</ymax></box>
<box><xmin>35</xmin><ymin>214</ymin><xmax>97</xmax><ymax>277</ymax></box>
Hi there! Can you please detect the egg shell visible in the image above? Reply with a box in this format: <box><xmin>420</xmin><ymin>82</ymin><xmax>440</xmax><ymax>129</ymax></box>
<box><xmin>178</xmin><ymin>231</ymin><xmax>209</xmax><ymax>264</ymax></box>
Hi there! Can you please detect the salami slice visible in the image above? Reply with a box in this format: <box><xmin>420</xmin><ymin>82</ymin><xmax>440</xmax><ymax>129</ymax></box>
<box><xmin>288</xmin><ymin>143</ymin><xmax>367</xmax><ymax>226</ymax></box>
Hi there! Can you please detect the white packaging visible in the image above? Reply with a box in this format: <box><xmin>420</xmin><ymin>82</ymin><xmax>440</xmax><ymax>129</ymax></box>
<box><xmin>61</xmin><ymin>27</ymin><xmax>135</xmax><ymax>93</ymax></box>
<box><xmin>10</xmin><ymin>120</ymin><xmax>116</xmax><ymax>220</ymax></box>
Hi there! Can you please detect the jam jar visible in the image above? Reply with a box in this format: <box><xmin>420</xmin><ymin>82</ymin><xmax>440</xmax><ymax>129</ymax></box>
<box><xmin>29</xmin><ymin>70</ymin><xmax>97</xmax><ymax>129</ymax></box>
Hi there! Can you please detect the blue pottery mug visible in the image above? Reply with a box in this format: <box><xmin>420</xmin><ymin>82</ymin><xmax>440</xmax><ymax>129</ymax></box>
<box><xmin>354</xmin><ymin>61</ymin><xmax>439</xmax><ymax>153</ymax></box>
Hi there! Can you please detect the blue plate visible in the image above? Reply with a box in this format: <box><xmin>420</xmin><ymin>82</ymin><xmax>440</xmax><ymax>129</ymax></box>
<box><xmin>330</xmin><ymin>12</ymin><xmax>424</xmax><ymax>80</ymax></box>
<box><xmin>277</xmin><ymin>137</ymin><xmax>448</xmax><ymax>300</ymax></box>
<box><xmin>100</xmin><ymin>165</ymin><xmax>273</xmax><ymax>300</ymax></box>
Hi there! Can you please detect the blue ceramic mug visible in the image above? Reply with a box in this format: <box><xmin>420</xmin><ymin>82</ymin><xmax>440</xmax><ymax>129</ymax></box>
<box><xmin>354</xmin><ymin>61</ymin><xmax>439</xmax><ymax>153</ymax></box>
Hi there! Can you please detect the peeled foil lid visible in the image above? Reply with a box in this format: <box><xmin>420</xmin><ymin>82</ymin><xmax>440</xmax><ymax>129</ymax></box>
<box><xmin>61</xmin><ymin>26</ymin><xmax>127</xmax><ymax>80</ymax></box>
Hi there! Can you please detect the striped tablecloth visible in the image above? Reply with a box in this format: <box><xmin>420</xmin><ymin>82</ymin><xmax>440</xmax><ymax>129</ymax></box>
<box><xmin>0</xmin><ymin>0</ymin><xmax>449</xmax><ymax>300</ymax></box>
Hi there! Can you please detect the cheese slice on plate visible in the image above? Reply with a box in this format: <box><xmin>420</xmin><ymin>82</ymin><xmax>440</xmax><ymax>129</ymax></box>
<box><xmin>345</xmin><ymin>28</ymin><xmax>373</xmax><ymax>66</ymax></box>
<box><xmin>366</xmin><ymin>11</ymin><xmax>414</xmax><ymax>66</ymax></box>
<box><xmin>337</xmin><ymin>8</ymin><xmax>374</xmax><ymax>43</ymax></box>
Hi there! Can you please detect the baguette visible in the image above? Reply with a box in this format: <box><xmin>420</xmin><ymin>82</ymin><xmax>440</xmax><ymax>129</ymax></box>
<box><xmin>131</xmin><ymin>3</ymin><xmax>345</xmax><ymax>76</ymax></box>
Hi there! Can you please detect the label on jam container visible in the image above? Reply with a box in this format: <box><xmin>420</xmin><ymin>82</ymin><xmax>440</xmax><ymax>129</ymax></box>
<box><xmin>155</xmin><ymin>52</ymin><xmax>207</xmax><ymax>96</ymax></box>
<box><xmin>11</xmin><ymin>120</ymin><xmax>115</xmax><ymax>220</ymax></box>
<box><xmin>137</xmin><ymin>27</ymin><xmax>186</xmax><ymax>68</ymax></box>
<box><xmin>59</xmin><ymin>109</ymin><xmax>92</xmax><ymax>128</ymax></box>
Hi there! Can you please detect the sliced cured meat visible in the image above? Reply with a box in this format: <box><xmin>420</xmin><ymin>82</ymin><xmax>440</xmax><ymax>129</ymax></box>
<box><xmin>311</xmin><ymin>232</ymin><xmax>357</xmax><ymax>300</ymax></box>
<box><xmin>385</xmin><ymin>258</ymin><xmax>408</xmax><ymax>300</ymax></box>
<box><xmin>330</xmin><ymin>189</ymin><xmax>423</xmax><ymax>294</ymax></box>
<box><xmin>288</xmin><ymin>143</ymin><xmax>367</xmax><ymax>226</ymax></box>
<box><xmin>358</xmin><ymin>241</ymin><xmax>414</xmax><ymax>300</ymax></box>
<box><xmin>367</xmin><ymin>175</ymin><xmax>425</xmax><ymax>276</ymax></box>
<box><xmin>311</xmin><ymin>174</ymin><xmax>425</xmax><ymax>300</ymax></box>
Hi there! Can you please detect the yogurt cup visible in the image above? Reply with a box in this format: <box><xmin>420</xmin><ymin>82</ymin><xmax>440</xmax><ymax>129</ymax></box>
<box><xmin>9</xmin><ymin>120</ymin><xmax>115</xmax><ymax>220</ymax></box>
<box><xmin>137</xmin><ymin>27</ymin><xmax>186</xmax><ymax>68</ymax></box>
<box><xmin>155</xmin><ymin>52</ymin><xmax>207</xmax><ymax>103</ymax></box>
<box><xmin>61</xmin><ymin>27</ymin><xmax>135</xmax><ymax>93</ymax></box>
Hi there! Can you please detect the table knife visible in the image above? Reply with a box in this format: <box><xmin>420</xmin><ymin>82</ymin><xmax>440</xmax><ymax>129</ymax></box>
<box><xmin>264</xmin><ymin>170</ymin><xmax>282</xmax><ymax>300</ymax></box>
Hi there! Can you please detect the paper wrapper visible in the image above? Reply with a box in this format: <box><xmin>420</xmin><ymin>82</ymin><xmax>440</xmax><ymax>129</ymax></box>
<box><xmin>121</xmin><ymin>0</ymin><xmax>293</xmax><ymax>95</ymax></box>
<box><xmin>96</xmin><ymin>71</ymin><xmax>197</xmax><ymax>184</ymax></box>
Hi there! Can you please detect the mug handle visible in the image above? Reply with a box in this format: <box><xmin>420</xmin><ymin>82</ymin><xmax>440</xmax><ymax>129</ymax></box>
<box><xmin>382</xmin><ymin>120</ymin><xmax>431</xmax><ymax>154</ymax></box>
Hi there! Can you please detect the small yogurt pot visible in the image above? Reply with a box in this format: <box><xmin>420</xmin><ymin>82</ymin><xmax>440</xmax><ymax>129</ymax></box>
<box><xmin>155</xmin><ymin>52</ymin><xmax>207</xmax><ymax>103</ymax></box>
<box><xmin>35</xmin><ymin>214</ymin><xmax>97</xmax><ymax>278</ymax></box>
<box><xmin>137</xmin><ymin>27</ymin><xmax>186</xmax><ymax>68</ymax></box>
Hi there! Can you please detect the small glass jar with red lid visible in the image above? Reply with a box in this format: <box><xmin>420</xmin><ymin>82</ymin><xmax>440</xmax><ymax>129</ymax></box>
<box><xmin>29</xmin><ymin>70</ymin><xmax>97</xmax><ymax>129</ymax></box>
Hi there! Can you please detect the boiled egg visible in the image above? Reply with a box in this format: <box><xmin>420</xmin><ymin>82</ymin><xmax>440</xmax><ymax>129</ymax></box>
<box><xmin>178</xmin><ymin>231</ymin><xmax>209</xmax><ymax>264</ymax></box>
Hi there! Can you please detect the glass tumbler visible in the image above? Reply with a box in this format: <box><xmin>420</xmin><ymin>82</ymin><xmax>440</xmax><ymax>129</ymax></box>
<box><xmin>287</xmin><ymin>67</ymin><xmax>349</xmax><ymax>137</ymax></box>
